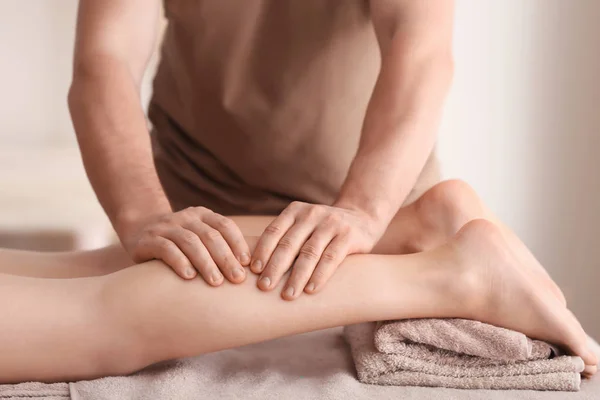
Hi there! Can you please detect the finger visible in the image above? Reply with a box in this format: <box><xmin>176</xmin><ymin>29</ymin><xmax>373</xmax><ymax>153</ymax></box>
<box><xmin>305</xmin><ymin>235</ymin><xmax>350</xmax><ymax>294</ymax></box>
<box><xmin>187</xmin><ymin>222</ymin><xmax>245</xmax><ymax>283</ymax></box>
<box><xmin>259</xmin><ymin>222</ymin><xmax>317</xmax><ymax>291</ymax></box>
<box><xmin>281</xmin><ymin>227</ymin><xmax>336</xmax><ymax>300</ymax></box>
<box><xmin>161</xmin><ymin>227</ymin><xmax>224</xmax><ymax>286</ymax></box>
<box><xmin>201</xmin><ymin>212</ymin><xmax>251</xmax><ymax>267</ymax></box>
<box><xmin>250</xmin><ymin>210</ymin><xmax>296</xmax><ymax>274</ymax></box>
<box><xmin>138</xmin><ymin>236</ymin><xmax>196</xmax><ymax>280</ymax></box>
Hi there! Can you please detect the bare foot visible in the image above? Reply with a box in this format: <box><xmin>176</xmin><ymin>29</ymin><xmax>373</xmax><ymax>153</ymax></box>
<box><xmin>414</xmin><ymin>179</ymin><xmax>567</xmax><ymax>306</ymax></box>
<box><xmin>448</xmin><ymin>219</ymin><xmax>597</xmax><ymax>376</ymax></box>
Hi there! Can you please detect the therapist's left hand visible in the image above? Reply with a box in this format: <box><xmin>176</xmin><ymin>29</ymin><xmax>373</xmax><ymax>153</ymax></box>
<box><xmin>250</xmin><ymin>202</ymin><xmax>384</xmax><ymax>300</ymax></box>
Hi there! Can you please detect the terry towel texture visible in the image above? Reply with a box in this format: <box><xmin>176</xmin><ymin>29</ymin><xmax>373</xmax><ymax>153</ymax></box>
<box><xmin>344</xmin><ymin>320</ymin><xmax>584</xmax><ymax>391</ymax></box>
<box><xmin>1</xmin><ymin>328</ymin><xmax>599</xmax><ymax>399</ymax></box>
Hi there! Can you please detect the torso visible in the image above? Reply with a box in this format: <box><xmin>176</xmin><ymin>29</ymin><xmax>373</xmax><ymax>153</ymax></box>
<box><xmin>150</xmin><ymin>0</ymin><xmax>434</xmax><ymax>214</ymax></box>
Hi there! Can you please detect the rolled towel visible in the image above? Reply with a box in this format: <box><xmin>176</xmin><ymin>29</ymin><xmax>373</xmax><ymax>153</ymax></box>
<box><xmin>344</xmin><ymin>321</ymin><xmax>584</xmax><ymax>391</ymax></box>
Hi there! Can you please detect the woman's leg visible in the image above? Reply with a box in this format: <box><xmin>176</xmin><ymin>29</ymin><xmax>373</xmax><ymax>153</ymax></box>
<box><xmin>0</xmin><ymin>179</ymin><xmax>550</xmax><ymax>282</ymax></box>
<box><xmin>0</xmin><ymin>245</ymin><xmax>134</xmax><ymax>278</ymax></box>
<box><xmin>0</xmin><ymin>217</ymin><xmax>278</xmax><ymax>279</ymax></box>
<box><xmin>0</xmin><ymin>179</ymin><xmax>575</xmax><ymax>328</ymax></box>
<box><xmin>399</xmin><ymin>179</ymin><xmax>567</xmax><ymax>304</ymax></box>
<box><xmin>0</xmin><ymin>213</ymin><xmax>410</xmax><ymax>279</ymax></box>
<box><xmin>0</xmin><ymin>220</ymin><xmax>595</xmax><ymax>384</ymax></box>
<box><xmin>377</xmin><ymin>180</ymin><xmax>566</xmax><ymax>305</ymax></box>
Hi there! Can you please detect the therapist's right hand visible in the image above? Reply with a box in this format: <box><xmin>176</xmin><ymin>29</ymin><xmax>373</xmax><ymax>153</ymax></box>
<box><xmin>120</xmin><ymin>207</ymin><xmax>251</xmax><ymax>285</ymax></box>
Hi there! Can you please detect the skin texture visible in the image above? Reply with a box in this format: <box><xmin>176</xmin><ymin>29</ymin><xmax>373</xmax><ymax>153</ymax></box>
<box><xmin>252</xmin><ymin>0</ymin><xmax>456</xmax><ymax>297</ymax></box>
<box><xmin>0</xmin><ymin>180</ymin><xmax>596</xmax><ymax>384</ymax></box>
<box><xmin>70</xmin><ymin>0</ymin><xmax>455</xmax><ymax>292</ymax></box>
<box><xmin>122</xmin><ymin>207</ymin><xmax>251</xmax><ymax>285</ymax></box>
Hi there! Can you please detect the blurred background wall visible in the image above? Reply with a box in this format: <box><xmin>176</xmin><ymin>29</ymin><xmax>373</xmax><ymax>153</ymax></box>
<box><xmin>0</xmin><ymin>1</ymin><xmax>598</xmax><ymax>336</ymax></box>
<box><xmin>439</xmin><ymin>1</ymin><xmax>600</xmax><ymax>340</ymax></box>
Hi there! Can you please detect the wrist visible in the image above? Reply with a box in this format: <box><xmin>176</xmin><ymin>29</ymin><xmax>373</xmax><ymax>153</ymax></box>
<box><xmin>113</xmin><ymin>200</ymin><xmax>172</xmax><ymax>239</ymax></box>
<box><xmin>334</xmin><ymin>197</ymin><xmax>391</xmax><ymax>231</ymax></box>
<box><xmin>334</xmin><ymin>185</ymin><xmax>393</xmax><ymax>219</ymax></box>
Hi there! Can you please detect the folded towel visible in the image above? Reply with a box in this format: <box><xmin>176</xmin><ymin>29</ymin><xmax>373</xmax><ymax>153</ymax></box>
<box><xmin>344</xmin><ymin>321</ymin><xmax>585</xmax><ymax>391</ymax></box>
<box><xmin>375</xmin><ymin>319</ymin><xmax>556</xmax><ymax>361</ymax></box>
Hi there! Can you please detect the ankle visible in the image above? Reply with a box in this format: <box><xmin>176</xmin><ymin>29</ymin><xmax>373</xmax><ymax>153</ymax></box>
<box><xmin>413</xmin><ymin>180</ymin><xmax>483</xmax><ymax>251</ymax></box>
<box><xmin>433</xmin><ymin>241</ymin><xmax>487</xmax><ymax>320</ymax></box>
<box><xmin>449</xmin><ymin>219</ymin><xmax>514</xmax><ymax>320</ymax></box>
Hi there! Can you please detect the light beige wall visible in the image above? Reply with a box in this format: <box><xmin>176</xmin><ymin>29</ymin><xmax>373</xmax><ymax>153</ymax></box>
<box><xmin>0</xmin><ymin>1</ymin><xmax>77</xmax><ymax>146</ymax></box>
<box><xmin>0</xmin><ymin>0</ymin><xmax>160</xmax><ymax>147</ymax></box>
<box><xmin>439</xmin><ymin>0</ymin><xmax>600</xmax><ymax>338</ymax></box>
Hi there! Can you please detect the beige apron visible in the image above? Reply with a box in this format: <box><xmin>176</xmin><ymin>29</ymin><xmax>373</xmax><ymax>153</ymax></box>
<box><xmin>150</xmin><ymin>0</ymin><xmax>440</xmax><ymax>215</ymax></box>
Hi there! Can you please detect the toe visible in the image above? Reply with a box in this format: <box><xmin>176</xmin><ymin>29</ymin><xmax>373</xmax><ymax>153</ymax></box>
<box><xmin>561</xmin><ymin>310</ymin><xmax>597</xmax><ymax>366</ymax></box>
<box><xmin>583</xmin><ymin>364</ymin><xmax>597</xmax><ymax>378</ymax></box>
<box><xmin>588</xmin><ymin>348</ymin><xmax>599</xmax><ymax>366</ymax></box>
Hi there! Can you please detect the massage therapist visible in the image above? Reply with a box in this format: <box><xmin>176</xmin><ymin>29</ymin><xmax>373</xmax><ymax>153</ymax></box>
<box><xmin>68</xmin><ymin>0</ymin><xmax>454</xmax><ymax>299</ymax></box>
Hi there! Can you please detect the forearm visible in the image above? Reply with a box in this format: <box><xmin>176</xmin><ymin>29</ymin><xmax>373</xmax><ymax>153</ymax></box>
<box><xmin>69</xmin><ymin>59</ymin><xmax>171</xmax><ymax>235</ymax></box>
<box><xmin>336</xmin><ymin>44</ymin><xmax>453</xmax><ymax>225</ymax></box>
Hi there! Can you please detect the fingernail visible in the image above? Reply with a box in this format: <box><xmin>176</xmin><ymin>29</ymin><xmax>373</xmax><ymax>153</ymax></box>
<box><xmin>259</xmin><ymin>276</ymin><xmax>271</xmax><ymax>289</ymax></box>
<box><xmin>284</xmin><ymin>286</ymin><xmax>295</xmax><ymax>298</ymax></box>
<box><xmin>306</xmin><ymin>282</ymin><xmax>316</xmax><ymax>293</ymax></box>
<box><xmin>211</xmin><ymin>272</ymin><xmax>223</xmax><ymax>284</ymax></box>
<box><xmin>252</xmin><ymin>260</ymin><xmax>263</xmax><ymax>272</ymax></box>
<box><xmin>232</xmin><ymin>268</ymin><xmax>245</xmax><ymax>280</ymax></box>
<box><xmin>240</xmin><ymin>253</ymin><xmax>250</xmax><ymax>265</ymax></box>
<box><xmin>186</xmin><ymin>267</ymin><xmax>196</xmax><ymax>278</ymax></box>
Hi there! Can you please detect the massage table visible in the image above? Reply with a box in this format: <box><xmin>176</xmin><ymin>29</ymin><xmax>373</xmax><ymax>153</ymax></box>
<box><xmin>1</xmin><ymin>328</ymin><xmax>598</xmax><ymax>399</ymax></box>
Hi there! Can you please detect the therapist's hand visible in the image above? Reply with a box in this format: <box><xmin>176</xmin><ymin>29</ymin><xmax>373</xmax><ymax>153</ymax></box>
<box><xmin>120</xmin><ymin>207</ymin><xmax>250</xmax><ymax>285</ymax></box>
<box><xmin>250</xmin><ymin>202</ymin><xmax>383</xmax><ymax>300</ymax></box>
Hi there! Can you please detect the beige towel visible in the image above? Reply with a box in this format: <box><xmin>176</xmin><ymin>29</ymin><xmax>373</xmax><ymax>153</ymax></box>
<box><xmin>376</xmin><ymin>319</ymin><xmax>556</xmax><ymax>361</ymax></box>
<box><xmin>0</xmin><ymin>381</ymin><xmax>69</xmax><ymax>399</ymax></box>
<box><xmin>344</xmin><ymin>321</ymin><xmax>584</xmax><ymax>391</ymax></box>
<box><xmin>2</xmin><ymin>328</ymin><xmax>600</xmax><ymax>399</ymax></box>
